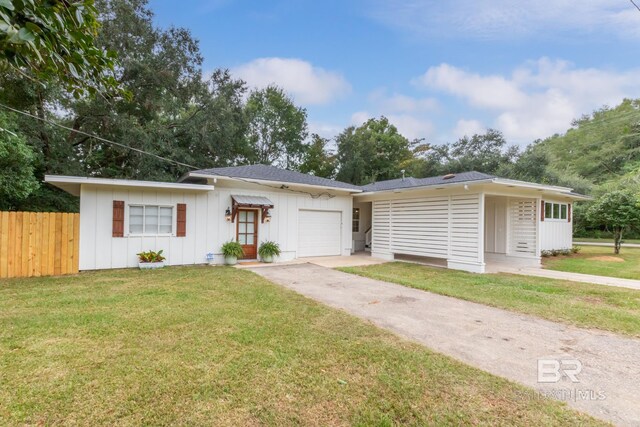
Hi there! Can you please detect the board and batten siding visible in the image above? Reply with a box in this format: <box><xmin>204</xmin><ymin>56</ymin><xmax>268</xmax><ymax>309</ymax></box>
<box><xmin>371</xmin><ymin>193</ymin><xmax>485</xmax><ymax>272</ymax></box>
<box><xmin>539</xmin><ymin>199</ymin><xmax>573</xmax><ymax>250</ymax></box>
<box><xmin>78</xmin><ymin>183</ymin><xmax>352</xmax><ymax>270</ymax></box>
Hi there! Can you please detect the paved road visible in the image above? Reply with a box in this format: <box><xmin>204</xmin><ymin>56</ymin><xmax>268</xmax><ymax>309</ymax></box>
<box><xmin>250</xmin><ymin>263</ymin><xmax>640</xmax><ymax>426</ymax></box>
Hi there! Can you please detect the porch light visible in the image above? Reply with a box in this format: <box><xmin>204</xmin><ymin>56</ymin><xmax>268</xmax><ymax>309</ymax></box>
<box><xmin>225</xmin><ymin>207</ymin><xmax>232</xmax><ymax>221</ymax></box>
<box><xmin>264</xmin><ymin>210</ymin><xmax>272</xmax><ymax>223</ymax></box>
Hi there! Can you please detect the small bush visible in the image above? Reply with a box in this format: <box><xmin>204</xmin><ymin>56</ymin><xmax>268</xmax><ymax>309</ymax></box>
<box><xmin>571</xmin><ymin>246</ymin><xmax>581</xmax><ymax>254</ymax></box>
<box><xmin>137</xmin><ymin>250</ymin><xmax>165</xmax><ymax>263</ymax></box>
<box><xmin>541</xmin><ymin>250</ymin><xmax>552</xmax><ymax>257</ymax></box>
<box><xmin>221</xmin><ymin>241</ymin><xmax>244</xmax><ymax>258</ymax></box>
<box><xmin>258</xmin><ymin>241</ymin><xmax>281</xmax><ymax>258</ymax></box>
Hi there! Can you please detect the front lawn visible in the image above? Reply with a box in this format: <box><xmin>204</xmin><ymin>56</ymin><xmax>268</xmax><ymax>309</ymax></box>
<box><xmin>340</xmin><ymin>262</ymin><xmax>640</xmax><ymax>337</ymax></box>
<box><xmin>573</xmin><ymin>237</ymin><xmax>640</xmax><ymax>244</ymax></box>
<box><xmin>0</xmin><ymin>267</ymin><xmax>601</xmax><ymax>426</ymax></box>
<box><xmin>544</xmin><ymin>245</ymin><xmax>640</xmax><ymax>280</ymax></box>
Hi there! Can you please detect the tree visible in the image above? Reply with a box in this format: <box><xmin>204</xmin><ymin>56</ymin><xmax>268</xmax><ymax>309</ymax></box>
<box><xmin>245</xmin><ymin>85</ymin><xmax>308</xmax><ymax>169</ymax></box>
<box><xmin>335</xmin><ymin>117</ymin><xmax>413</xmax><ymax>185</ymax></box>
<box><xmin>0</xmin><ymin>0</ymin><xmax>118</xmax><ymax>96</ymax></box>
<box><xmin>586</xmin><ymin>191</ymin><xmax>640</xmax><ymax>254</ymax></box>
<box><xmin>446</xmin><ymin>129</ymin><xmax>518</xmax><ymax>175</ymax></box>
<box><xmin>0</xmin><ymin>112</ymin><xmax>38</xmax><ymax>209</ymax></box>
<box><xmin>299</xmin><ymin>134</ymin><xmax>336</xmax><ymax>178</ymax></box>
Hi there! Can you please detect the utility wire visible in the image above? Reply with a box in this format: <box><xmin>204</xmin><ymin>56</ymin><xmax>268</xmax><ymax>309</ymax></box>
<box><xmin>631</xmin><ymin>0</ymin><xmax>640</xmax><ymax>13</ymax></box>
<box><xmin>0</xmin><ymin>102</ymin><xmax>201</xmax><ymax>170</ymax></box>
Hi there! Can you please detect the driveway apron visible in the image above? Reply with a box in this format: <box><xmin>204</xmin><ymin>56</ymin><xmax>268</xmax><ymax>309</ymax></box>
<box><xmin>249</xmin><ymin>263</ymin><xmax>640</xmax><ymax>426</ymax></box>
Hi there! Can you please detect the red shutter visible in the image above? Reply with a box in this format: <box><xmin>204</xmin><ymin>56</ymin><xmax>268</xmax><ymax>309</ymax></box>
<box><xmin>568</xmin><ymin>203</ymin><xmax>572</xmax><ymax>223</ymax></box>
<box><xmin>540</xmin><ymin>200</ymin><xmax>545</xmax><ymax>222</ymax></box>
<box><xmin>176</xmin><ymin>203</ymin><xmax>186</xmax><ymax>237</ymax></box>
<box><xmin>113</xmin><ymin>201</ymin><xmax>125</xmax><ymax>237</ymax></box>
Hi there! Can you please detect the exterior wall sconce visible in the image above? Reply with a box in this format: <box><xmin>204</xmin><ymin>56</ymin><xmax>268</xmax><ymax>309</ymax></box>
<box><xmin>225</xmin><ymin>207</ymin><xmax>232</xmax><ymax>221</ymax></box>
<box><xmin>264</xmin><ymin>210</ymin><xmax>272</xmax><ymax>223</ymax></box>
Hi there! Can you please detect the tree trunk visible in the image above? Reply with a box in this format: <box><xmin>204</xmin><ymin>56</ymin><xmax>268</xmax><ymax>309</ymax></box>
<box><xmin>613</xmin><ymin>227</ymin><xmax>622</xmax><ymax>255</ymax></box>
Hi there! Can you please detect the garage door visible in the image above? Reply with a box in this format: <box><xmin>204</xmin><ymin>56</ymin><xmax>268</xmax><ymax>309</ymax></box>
<box><xmin>298</xmin><ymin>210</ymin><xmax>342</xmax><ymax>257</ymax></box>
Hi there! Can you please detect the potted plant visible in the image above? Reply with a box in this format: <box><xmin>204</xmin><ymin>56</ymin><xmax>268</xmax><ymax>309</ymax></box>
<box><xmin>221</xmin><ymin>241</ymin><xmax>244</xmax><ymax>265</ymax></box>
<box><xmin>137</xmin><ymin>250</ymin><xmax>166</xmax><ymax>269</ymax></box>
<box><xmin>258</xmin><ymin>241</ymin><xmax>281</xmax><ymax>263</ymax></box>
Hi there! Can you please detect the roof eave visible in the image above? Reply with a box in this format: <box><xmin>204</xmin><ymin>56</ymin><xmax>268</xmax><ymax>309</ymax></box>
<box><xmin>45</xmin><ymin>175</ymin><xmax>215</xmax><ymax>196</ymax></box>
<box><xmin>355</xmin><ymin>178</ymin><xmax>495</xmax><ymax>196</ymax></box>
<box><xmin>184</xmin><ymin>172</ymin><xmax>363</xmax><ymax>193</ymax></box>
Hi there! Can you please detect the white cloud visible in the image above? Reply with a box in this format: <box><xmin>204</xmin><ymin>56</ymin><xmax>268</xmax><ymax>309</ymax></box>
<box><xmin>233</xmin><ymin>57</ymin><xmax>351</xmax><ymax>105</ymax></box>
<box><xmin>414</xmin><ymin>58</ymin><xmax>640</xmax><ymax>143</ymax></box>
<box><xmin>350</xmin><ymin>111</ymin><xmax>371</xmax><ymax>127</ymax></box>
<box><xmin>369</xmin><ymin>0</ymin><xmax>640</xmax><ymax>40</ymax></box>
<box><xmin>453</xmin><ymin>119</ymin><xmax>486</xmax><ymax>139</ymax></box>
<box><xmin>368</xmin><ymin>88</ymin><xmax>439</xmax><ymax>113</ymax></box>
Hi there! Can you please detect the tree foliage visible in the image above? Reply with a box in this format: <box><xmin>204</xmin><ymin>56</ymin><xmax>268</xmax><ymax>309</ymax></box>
<box><xmin>335</xmin><ymin>117</ymin><xmax>413</xmax><ymax>185</ymax></box>
<box><xmin>0</xmin><ymin>0</ymin><xmax>118</xmax><ymax>96</ymax></box>
<box><xmin>245</xmin><ymin>85</ymin><xmax>308</xmax><ymax>169</ymax></box>
<box><xmin>299</xmin><ymin>134</ymin><xmax>336</xmax><ymax>178</ymax></box>
<box><xmin>0</xmin><ymin>111</ymin><xmax>38</xmax><ymax>209</ymax></box>
<box><xmin>586</xmin><ymin>191</ymin><xmax>640</xmax><ymax>254</ymax></box>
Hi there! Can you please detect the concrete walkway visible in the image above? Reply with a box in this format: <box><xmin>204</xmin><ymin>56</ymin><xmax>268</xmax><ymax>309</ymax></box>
<box><xmin>249</xmin><ymin>264</ymin><xmax>640</xmax><ymax>426</ymax></box>
<box><xmin>235</xmin><ymin>253</ymin><xmax>387</xmax><ymax>269</ymax></box>
<box><xmin>496</xmin><ymin>266</ymin><xmax>640</xmax><ymax>291</ymax></box>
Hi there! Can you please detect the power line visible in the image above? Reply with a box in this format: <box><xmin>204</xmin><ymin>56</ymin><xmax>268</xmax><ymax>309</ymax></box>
<box><xmin>631</xmin><ymin>0</ymin><xmax>640</xmax><ymax>13</ymax></box>
<box><xmin>0</xmin><ymin>102</ymin><xmax>201</xmax><ymax>170</ymax></box>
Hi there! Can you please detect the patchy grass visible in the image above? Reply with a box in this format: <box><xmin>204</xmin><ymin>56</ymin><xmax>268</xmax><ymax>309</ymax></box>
<box><xmin>0</xmin><ymin>267</ymin><xmax>603</xmax><ymax>426</ymax></box>
<box><xmin>544</xmin><ymin>246</ymin><xmax>640</xmax><ymax>280</ymax></box>
<box><xmin>339</xmin><ymin>262</ymin><xmax>640</xmax><ymax>338</ymax></box>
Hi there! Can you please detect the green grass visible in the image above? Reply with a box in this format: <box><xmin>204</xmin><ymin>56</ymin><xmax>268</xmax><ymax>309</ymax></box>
<box><xmin>544</xmin><ymin>246</ymin><xmax>640</xmax><ymax>280</ymax></box>
<box><xmin>339</xmin><ymin>262</ymin><xmax>640</xmax><ymax>338</ymax></box>
<box><xmin>573</xmin><ymin>237</ymin><xmax>640</xmax><ymax>244</ymax></box>
<box><xmin>0</xmin><ymin>267</ymin><xmax>603</xmax><ymax>426</ymax></box>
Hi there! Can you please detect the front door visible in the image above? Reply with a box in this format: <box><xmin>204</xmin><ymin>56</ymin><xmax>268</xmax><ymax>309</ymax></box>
<box><xmin>236</xmin><ymin>209</ymin><xmax>258</xmax><ymax>259</ymax></box>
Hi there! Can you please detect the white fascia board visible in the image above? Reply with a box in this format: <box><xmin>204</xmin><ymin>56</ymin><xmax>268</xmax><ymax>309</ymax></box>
<box><xmin>355</xmin><ymin>179</ymin><xmax>494</xmax><ymax>197</ymax></box>
<box><xmin>490</xmin><ymin>178</ymin><xmax>573</xmax><ymax>192</ymax></box>
<box><xmin>185</xmin><ymin>172</ymin><xmax>363</xmax><ymax>194</ymax></box>
<box><xmin>45</xmin><ymin>175</ymin><xmax>215</xmax><ymax>194</ymax></box>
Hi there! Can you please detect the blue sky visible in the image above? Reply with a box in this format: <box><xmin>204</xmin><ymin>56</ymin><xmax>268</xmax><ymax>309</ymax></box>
<box><xmin>150</xmin><ymin>0</ymin><xmax>640</xmax><ymax>146</ymax></box>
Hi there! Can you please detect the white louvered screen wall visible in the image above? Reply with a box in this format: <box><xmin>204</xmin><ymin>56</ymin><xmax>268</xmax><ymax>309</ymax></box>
<box><xmin>509</xmin><ymin>198</ymin><xmax>537</xmax><ymax>256</ymax></box>
<box><xmin>371</xmin><ymin>193</ymin><xmax>482</xmax><ymax>264</ymax></box>
<box><xmin>449</xmin><ymin>194</ymin><xmax>481</xmax><ymax>261</ymax></box>
<box><xmin>372</xmin><ymin>201</ymin><xmax>391</xmax><ymax>255</ymax></box>
<box><xmin>389</xmin><ymin>196</ymin><xmax>450</xmax><ymax>258</ymax></box>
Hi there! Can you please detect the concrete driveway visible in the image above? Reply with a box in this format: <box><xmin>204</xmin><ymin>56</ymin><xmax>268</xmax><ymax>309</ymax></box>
<box><xmin>249</xmin><ymin>263</ymin><xmax>640</xmax><ymax>426</ymax></box>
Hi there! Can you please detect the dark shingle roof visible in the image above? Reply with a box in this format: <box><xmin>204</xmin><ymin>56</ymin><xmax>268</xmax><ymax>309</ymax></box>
<box><xmin>360</xmin><ymin>171</ymin><xmax>496</xmax><ymax>192</ymax></box>
<box><xmin>190</xmin><ymin>164</ymin><xmax>362</xmax><ymax>191</ymax></box>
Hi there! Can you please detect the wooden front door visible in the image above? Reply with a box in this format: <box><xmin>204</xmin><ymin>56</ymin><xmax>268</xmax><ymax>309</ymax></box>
<box><xmin>236</xmin><ymin>209</ymin><xmax>258</xmax><ymax>259</ymax></box>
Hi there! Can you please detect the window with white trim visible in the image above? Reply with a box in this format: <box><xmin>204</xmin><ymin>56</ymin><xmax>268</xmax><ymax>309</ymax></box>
<box><xmin>352</xmin><ymin>208</ymin><xmax>360</xmax><ymax>232</ymax></box>
<box><xmin>544</xmin><ymin>202</ymin><xmax>568</xmax><ymax>221</ymax></box>
<box><xmin>129</xmin><ymin>205</ymin><xmax>174</xmax><ymax>235</ymax></box>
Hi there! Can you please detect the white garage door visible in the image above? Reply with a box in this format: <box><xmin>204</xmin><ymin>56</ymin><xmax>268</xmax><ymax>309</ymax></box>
<box><xmin>298</xmin><ymin>210</ymin><xmax>342</xmax><ymax>257</ymax></box>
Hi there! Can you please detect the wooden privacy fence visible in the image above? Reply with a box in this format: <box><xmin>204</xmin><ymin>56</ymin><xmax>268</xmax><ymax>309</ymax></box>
<box><xmin>0</xmin><ymin>212</ymin><xmax>80</xmax><ymax>279</ymax></box>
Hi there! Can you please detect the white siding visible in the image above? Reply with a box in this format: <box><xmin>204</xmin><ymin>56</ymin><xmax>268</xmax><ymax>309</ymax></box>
<box><xmin>540</xmin><ymin>201</ymin><xmax>573</xmax><ymax>250</ymax></box>
<box><xmin>78</xmin><ymin>183</ymin><xmax>352</xmax><ymax>270</ymax></box>
<box><xmin>508</xmin><ymin>198</ymin><xmax>538</xmax><ymax>256</ymax></box>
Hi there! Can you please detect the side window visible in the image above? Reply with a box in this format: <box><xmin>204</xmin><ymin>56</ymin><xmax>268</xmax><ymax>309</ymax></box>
<box><xmin>352</xmin><ymin>208</ymin><xmax>360</xmax><ymax>232</ymax></box>
<box><xmin>545</xmin><ymin>202</ymin><xmax>552</xmax><ymax>219</ymax></box>
<box><xmin>129</xmin><ymin>205</ymin><xmax>174</xmax><ymax>235</ymax></box>
<box><xmin>545</xmin><ymin>202</ymin><xmax>567</xmax><ymax>221</ymax></box>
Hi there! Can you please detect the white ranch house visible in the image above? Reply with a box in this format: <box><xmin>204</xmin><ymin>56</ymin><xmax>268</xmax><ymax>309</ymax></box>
<box><xmin>46</xmin><ymin>165</ymin><xmax>588</xmax><ymax>273</ymax></box>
